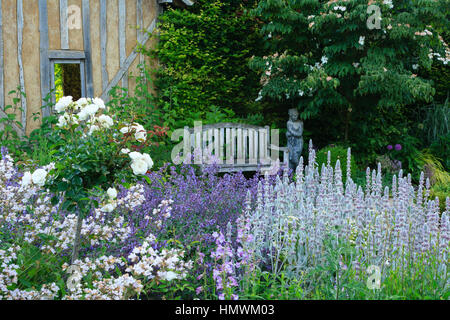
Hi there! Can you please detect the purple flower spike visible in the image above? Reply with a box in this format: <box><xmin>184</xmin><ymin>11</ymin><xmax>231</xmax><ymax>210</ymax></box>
<box><xmin>395</xmin><ymin>144</ymin><xmax>402</xmax><ymax>151</ymax></box>
<box><xmin>387</xmin><ymin>145</ymin><xmax>393</xmax><ymax>150</ymax></box>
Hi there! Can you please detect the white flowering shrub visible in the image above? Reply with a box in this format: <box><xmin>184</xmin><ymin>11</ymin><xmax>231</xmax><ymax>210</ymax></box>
<box><xmin>46</xmin><ymin>96</ymin><xmax>154</xmax><ymax>200</ymax></box>
<box><xmin>0</xmin><ymin>98</ymin><xmax>193</xmax><ymax>299</ymax></box>
<box><xmin>26</xmin><ymin>97</ymin><xmax>158</xmax><ymax>262</ymax></box>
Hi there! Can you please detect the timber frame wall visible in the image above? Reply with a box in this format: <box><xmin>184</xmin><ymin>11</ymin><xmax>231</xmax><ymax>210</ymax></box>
<box><xmin>0</xmin><ymin>0</ymin><xmax>174</xmax><ymax>135</ymax></box>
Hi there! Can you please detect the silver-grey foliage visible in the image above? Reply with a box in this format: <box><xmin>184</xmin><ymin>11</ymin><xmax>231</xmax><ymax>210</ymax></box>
<box><xmin>241</xmin><ymin>141</ymin><xmax>449</xmax><ymax>285</ymax></box>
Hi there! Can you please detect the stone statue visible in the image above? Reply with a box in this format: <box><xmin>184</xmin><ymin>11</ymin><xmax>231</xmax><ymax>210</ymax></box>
<box><xmin>286</xmin><ymin>108</ymin><xmax>303</xmax><ymax>170</ymax></box>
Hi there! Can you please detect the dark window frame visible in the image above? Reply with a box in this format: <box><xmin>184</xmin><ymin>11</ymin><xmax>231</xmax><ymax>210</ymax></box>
<box><xmin>48</xmin><ymin>50</ymin><xmax>87</xmax><ymax>106</ymax></box>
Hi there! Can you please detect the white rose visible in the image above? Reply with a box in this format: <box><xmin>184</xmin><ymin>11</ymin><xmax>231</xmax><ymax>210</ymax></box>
<box><xmin>132</xmin><ymin>123</ymin><xmax>145</xmax><ymax>132</ymax></box>
<box><xmin>21</xmin><ymin>172</ymin><xmax>32</xmax><ymax>187</ymax></box>
<box><xmin>120</xmin><ymin>126</ymin><xmax>130</xmax><ymax>134</ymax></box>
<box><xmin>83</xmin><ymin>104</ymin><xmax>100</xmax><ymax>117</ymax></box>
<box><xmin>77</xmin><ymin>109</ymin><xmax>89</xmax><ymax>121</ymax></box>
<box><xmin>31</xmin><ymin>169</ymin><xmax>48</xmax><ymax>187</ymax></box>
<box><xmin>93</xmin><ymin>97</ymin><xmax>106</xmax><ymax>109</ymax></box>
<box><xmin>88</xmin><ymin>124</ymin><xmax>100</xmax><ymax>135</ymax></box>
<box><xmin>121</xmin><ymin>148</ymin><xmax>130</xmax><ymax>154</ymax></box>
<box><xmin>98</xmin><ymin>115</ymin><xmax>114</xmax><ymax>128</ymax></box>
<box><xmin>131</xmin><ymin>159</ymin><xmax>148</xmax><ymax>175</ymax></box>
<box><xmin>76</xmin><ymin>98</ymin><xmax>89</xmax><ymax>107</ymax></box>
<box><xmin>135</xmin><ymin>130</ymin><xmax>147</xmax><ymax>142</ymax></box>
<box><xmin>55</xmin><ymin>96</ymin><xmax>73</xmax><ymax>113</ymax></box>
<box><xmin>101</xmin><ymin>202</ymin><xmax>117</xmax><ymax>213</ymax></box>
<box><xmin>129</xmin><ymin>152</ymin><xmax>143</xmax><ymax>161</ymax></box>
<box><xmin>57</xmin><ymin>113</ymin><xmax>78</xmax><ymax>128</ymax></box>
<box><xmin>161</xmin><ymin>271</ymin><xmax>178</xmax><ymax>281</ymax></box>
<box><xmin>107</xmin><ymin>187</ymin><xmax>118</xmax><ymax>200</ymax></box>
<box><xmin>130</xmin><ymin>123</ymin><xmax>146</xmax><ymax>142</ymax></box>
<box><xmin>142</xmin><ymin>153</ymin><xmax>154</xmax><ymax>169</ymax></box>
<box><xmin>132</xmin><ymin>123</ymin><xmax>144</xmax><ymax>130</ymax></box>
<box><xmin>56</xmin><ymin>115</ymin><xmax>68</xmax><ymax>128</ymax></box>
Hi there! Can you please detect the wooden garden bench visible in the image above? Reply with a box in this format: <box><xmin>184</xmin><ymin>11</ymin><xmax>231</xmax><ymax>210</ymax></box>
<box><xmin>184</xmin><ymin>122</ymin><xmax>289</xmax><ymax>173</ymax></box>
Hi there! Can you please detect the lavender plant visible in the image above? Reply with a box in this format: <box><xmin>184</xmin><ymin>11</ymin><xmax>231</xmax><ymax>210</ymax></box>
<box><xmin>135</xmin><ymin>163</ymin><xmax>276</xmax><ymax>246</ymax></box>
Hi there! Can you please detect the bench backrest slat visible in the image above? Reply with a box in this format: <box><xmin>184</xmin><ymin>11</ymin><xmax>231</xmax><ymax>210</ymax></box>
<box><xmin>249</xmin><ymin>128</ymin><xmax>257</xmax><ymax>165</ymax></box>
<box><xmin>186</xmin><ymin>123</ymin><xmax>281</xmax><ymax>169</ymax></box>
<box><xmin>259</xmin><ymin>127</ymin><xmax>267</xmax><ymax>163</ymax></box>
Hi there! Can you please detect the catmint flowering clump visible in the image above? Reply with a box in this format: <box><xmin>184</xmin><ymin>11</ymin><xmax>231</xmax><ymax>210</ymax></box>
<box><xmin>211</xmin><ymin>224</ymin><xmax>239</xmax><ymax>300</ymax></box>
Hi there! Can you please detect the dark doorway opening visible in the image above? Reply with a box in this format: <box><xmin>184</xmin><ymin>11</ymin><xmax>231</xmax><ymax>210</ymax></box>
<box><xmin>54</xmin><ymin>63</ymin><xmax>82</xmax><ymax>102</ymax></box>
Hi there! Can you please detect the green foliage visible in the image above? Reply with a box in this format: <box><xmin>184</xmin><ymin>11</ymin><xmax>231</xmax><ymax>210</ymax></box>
<box><xmin>148</xmin><ymin>0</ymin><xmax>264</xmax><ymax>126</ymax></box>
<box><xmin>418</xmin><ymin>150</ymin><xmax>450</xmax><ymax>211</ymax></box>
<box><xmin>250</xmin><ymin>0</ymin><xmax>449</xmax><ymax>169</ymax></box>
<box><xmin>422</xmin><ymin>98</ymin><xmax>450</xmax><ymax>146</ymax></box>
<box><xmin>26</xmin><ymin>115</ymin><xmax>59</xmax><ymax>166</ymax></box>
<box><xmin>42</xmin><ymin>98</ymin><xmax>154</xmax><ymax>216</ymax></box>
<box><xmin>421</xmin><ymin>61</ymin><xmax>450</xmax><ymax>104</ymax></box>
<box><xmin>108</xmin><ymin>65</ymin><xmax>160</xmax><ymax>127</ymax></box>
<box><xmin>239</xmin><ymin>270</ymin><xmax>305</xmax><ymax>300</ymax></box>
<box><xmin>0</xmin><ymin>89</ymin><xmax>27</xmax><ymax>158</ymax></box>
<box><xmin>1</xmin><ymin>241</ymin><xmax>64</xmax><ymax>297</ymax></box>
<box><xmin>108</xmin><ymin>61</ymin><xmax>265</xmax><ymax>168</ymax></box>
<box><xmin>430</xmin><ymin>133</ymin><xmax>450</xmax><ymax>171</ymax></box>
<box><xmin>430</xmin><ymin>183</ymin><xmax>450</xmax><ymax>213</ymax></box>
<box><xmin>239</xmin><ymin>234</ymin><xmax>448</xmax><ymax>300</ymax></box>
<box><xmin>54</xmin><ymin>64</ymin><xmax>64</xmax><ymax>102</ymax></box>
<box><xmin>0</xmin><ymin>89</ymin><xmax>62</xmax><ymax>168</ymax></box>
<box><xmin>315</xmin><ymin>145</ymin><xmax>357</xmax><ymax>184</ymax></box>
<box><xmin>418</xmin><ymin>150</ymin><xmax>450</xmax><ymax>185</ymax></box>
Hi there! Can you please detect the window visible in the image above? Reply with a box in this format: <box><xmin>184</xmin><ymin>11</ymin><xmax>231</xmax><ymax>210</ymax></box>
<box><xmin>48</xmin><ymin>50</ymin><xmax>87</xmax><ymax>105</ymax></box>
<box><xmin>54</xmin><ymin>63</ymin><xmax>83</xmax><ymax>102</ymax></box>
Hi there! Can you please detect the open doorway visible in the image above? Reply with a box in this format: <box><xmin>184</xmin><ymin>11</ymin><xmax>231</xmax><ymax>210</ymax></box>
<box><xmin>54</xmin><ymin>63</ymin><xmax>82</xmax><ymax>102</ymax></box>
<box><xmin>50</xmin><ymin>58</ymin><xmax>86</xmax><ymax>105</ymax></box>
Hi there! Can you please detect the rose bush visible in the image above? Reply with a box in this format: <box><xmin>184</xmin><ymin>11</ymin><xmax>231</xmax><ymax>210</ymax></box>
<box><xmin>0</xmin><ymin>146</ymin><xmax>193</xmax><ymax>300</ymax></box>
<box><xmin>24</xmin><ymin>96</ymin><xmax>156</xmax><ymax>262</ymax></box>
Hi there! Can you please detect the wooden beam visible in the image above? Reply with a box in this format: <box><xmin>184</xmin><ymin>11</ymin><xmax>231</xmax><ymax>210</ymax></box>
<box><xmin>136</xmin><ymin>0</ymin><xmax>143</xmax><ymax>43</ymax></box>
<box><xmin>100</xmin><ymin>0</ymin><xmax>108</xmax><ymax>93</ymax></box>
<box><xmin>0</xmin><ymin>0</ymin><xmax>4</xmax><ymax>110</ymax></box>
<box><xmin>60</xmin><ymin>0</ymin><xmax>69</xmax><ymax>49</ymax></box>
<box><xmin>82</xmin><ymin>0</ymin><xmax>94</xmax><ymax>97</ymax></box>
<box><xmin>118</xmin><ymin>0</ymin><xmax>127</xmax><ymax>90</ymax></box>
<box><xmin>48</xmin><ymin>50</ymin><xmax>86</xmax><ymax>59</ymax></box>
<box><xmin>137</xmin><ymin>0</ymin><xmax>144</xmax><ymax>74</ymax></box>
<box><xmin>17</xmin><ymin>0</ymin><xmax>27</xmax><ymax>128</ymax></box>
<box><xmin>100</xmin><ymin>18</ymin><xmax>156</xmax><ymax>101</ymax></box>
<box><xmin>39</xmin><ymin>0</ymin><xmax>51</xmax><ymax>118</ymax></box>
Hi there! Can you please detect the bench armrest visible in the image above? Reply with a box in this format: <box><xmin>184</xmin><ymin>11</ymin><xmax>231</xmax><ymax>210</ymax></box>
<box><xmin>268</xmin><ymin>145</ymin><xmax>289</xmax><ymax>167</ymax></box>
<box><xmin>269</xmin><ymin>145</ymin><xmax>288</xmax><ymax>152</ymax></box>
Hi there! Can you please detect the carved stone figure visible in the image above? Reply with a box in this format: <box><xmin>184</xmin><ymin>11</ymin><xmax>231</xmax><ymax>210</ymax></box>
<box><xmin>286</xmin><ymin>108</ymin><xmax>303</xmax><ymax>170</ymax></box>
